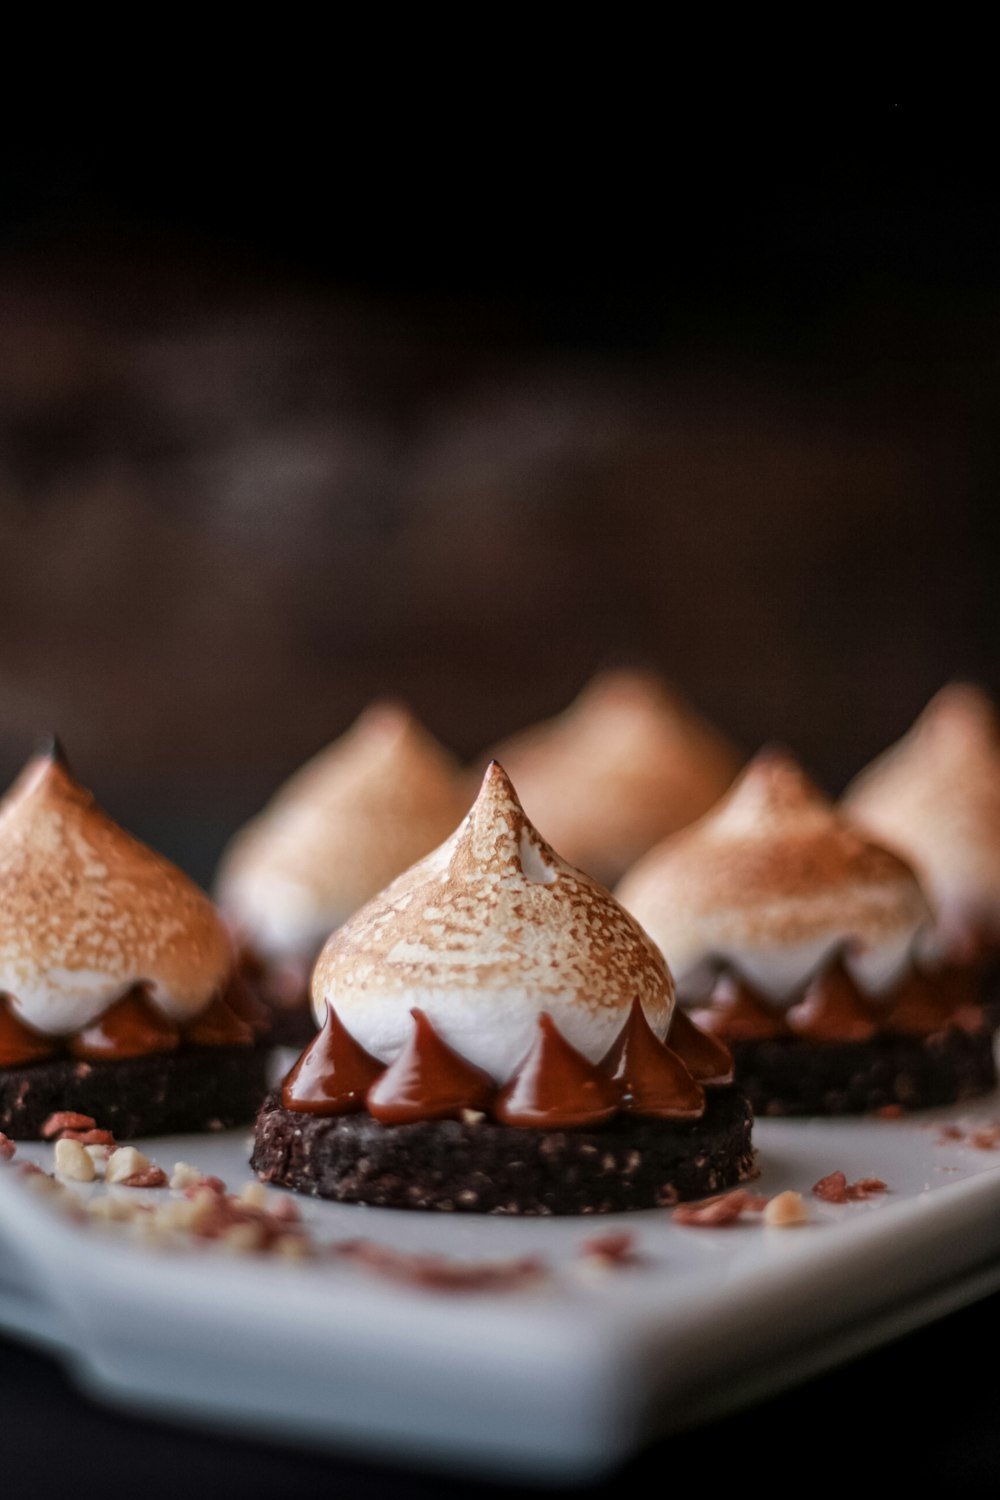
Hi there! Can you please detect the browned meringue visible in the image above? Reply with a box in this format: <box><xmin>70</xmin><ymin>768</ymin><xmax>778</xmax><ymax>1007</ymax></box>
<box><xmin>215</xmin><ymin>702</ymin><xmax>468</xmax><ymax>961</ymax></box>
<box><xmin>616</xmin><ymin>748</ymin><xmax>931</xmax><ymax>1004</ymax></box>
<box><xmin>0</xmin><ymin>743</ymin><xmax>232</xmax><ymax>1035</ymax></box>
<box><xmin>486</xmin><ymin>670</ymin><xmax>740</xmax><ymax>883</ymax></box>
<box><xmin>843</xmin><ymin>684</ymin><xmax>1000</xmax><ymax>958</ymax></box>
<box><xmin>311</xmin><ymin>760</ymin><xmax>676</xmax><ymax>1080</ymax></box>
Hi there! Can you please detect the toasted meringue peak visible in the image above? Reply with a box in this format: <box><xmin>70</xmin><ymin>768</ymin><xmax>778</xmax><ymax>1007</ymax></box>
<box><xmin>0</xmin><ymin>749</ymin><xmax>232</xmax><ymax>1036</ymax></box>
<box><xmin>215</xmin><ymin>702</ymin><xmax>468</xmax><ymax>961</ymax></box>
<box><xmin>616</xmin><ymin>748</ymin><xmax>930</xmax><ymax>1005</ymax></box>
<box><xmin>843</xmin><ymin>683</ymin><xmax>1000</xmax><ymax>953</ymax></box>
<box><xmin>486</xmin><ymin>669</ymin><xmax>740</xmax><ymax>882</ymax></box>
<box><xmin>312</xmin><ymin>760</ymin><xmax>675</xmax><ymax>1080</ymax></box>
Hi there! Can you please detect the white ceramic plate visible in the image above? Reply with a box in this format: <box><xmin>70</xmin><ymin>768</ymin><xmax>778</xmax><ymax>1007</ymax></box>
<box><xmin>2</xmin><ymin>1084</ymin><xmax>1000</xmax><ymax>1481</ymax></box>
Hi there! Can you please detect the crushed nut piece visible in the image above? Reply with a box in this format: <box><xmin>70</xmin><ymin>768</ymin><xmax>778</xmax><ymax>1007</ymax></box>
<box><xmin>87</xmin><ymin>1196</ymin><xmax>140</xmax><ymax>1222</ymax></box>
<box><xmin>85</xmin><ymin>1144</ymin><xmax>110</xmax><ymax>1169</ymax></box>
<box><xmin>169</xmin><ymin>1162</ymin><xmax>205</xmax><ymax>1190</ymax></box>
<box><xmin>0</xmin><ymin>1133</ymin><xmax>15</xmax><ymax>1162</ymax></box>
<box><xmin>120</xmin><ymin>1167</ymin><xmax>168</xmax><ymax>1189</ymax></box>
<box><xmin>41</xmin><ymin>1112</ymin><xmax>96</xmax><ymax>1139</ymax></box>
<box><xmin>813</xmin><ymin>1171</ymin><xmax>888</xmax><ymax>1203</ymax></box>
<box><xmin>578</xmin><ymin>1231</ymin><xmax>637</xmax><ymax>1263</ymax></box>
<box><xmin>460</xmin><ymin>1109</ymin><xmax>486</xmax><ymax>1125</ymax></box>
<box><xmin>672</xmin><ymin>1189</ymin><xmax>768</xmax><ymax>1227</ymax></box>
<box><xmin>54</xmin><ymin>1138</ymin><xmax>96</xmax><ymax>1183</ymax></box>
<box><xmin>221</xmin><ymin>1223</ymin><xmax>265</xmax><ymax>1254</ymax></box>
<box><xmin>238</xmin><ymin>1182</ymin><xmax>269</xmax><ymax>1209</ymax></box>
<box><xmin>106</xmin><ymin>1147</ymin><xmax>151</xmax><ymax>1184</ymax></box>
<box><xmin>333</xmin><ymin>1240</ymin><xmax>546</xmax><ymax>1291</ymax></box>
<box><xmin>764</xmin><ymin>1190</ymin><xmax>809</xmax><ymax>1227</ymax></box>
<box><xmin>875</xmin><ymin>1104</ymin><xmax>905</xmax><ymax>1119</ymax></box>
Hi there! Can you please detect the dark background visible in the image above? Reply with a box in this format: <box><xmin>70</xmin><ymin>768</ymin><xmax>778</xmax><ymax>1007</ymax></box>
<box><xmin>2</xmin><ymin>106</ymin><xmax>999</xmax><ymax>1494</ymax></box>
<box><xmin>2</xmin><ymin>107</ymin><xmax>997</xmax><ymax>885</ymax></box>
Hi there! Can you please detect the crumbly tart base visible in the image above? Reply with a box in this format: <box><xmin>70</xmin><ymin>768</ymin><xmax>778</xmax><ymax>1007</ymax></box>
<box><xmin>251</xmin><ymin>1086</ymin><xmax>755</xmax><ymax>1215</ymax></box>
<box><xmin>730</xmin><ymin>1025</ymin><xmax>998</xmax><ymax>1116</ymax></box>
<box><xmin>0</xmin><ymin>1046</ymin><xmax>271</xmax><ymax>1140</ymax></box>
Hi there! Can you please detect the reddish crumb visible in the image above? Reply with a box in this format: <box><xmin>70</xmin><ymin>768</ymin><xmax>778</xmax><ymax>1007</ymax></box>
<box><xmin>0</xmin><ymin>1133</ymin><xmax>16</xmax><ymax>1162</ymax></box>
<box><xmin>332</xmin><ymin>1239</ymin><xmax>547</xmax><ymax>1291</ymax></box>
<box><xmin>578</xmin><ymin>1231</ymin><xmax>637</xmax><ymax>1263</ymax></box>
<box><xmin>18</xmin><ymin>1162</ymin><xmax>45</xmax><ymax>1178</ymax></box>
<box><xmin>969</xmin><ymin>1127</ymin><xmax>1000</xmax><ymax>1151</ymax></box>
<box><xmin>182</xmin><ymin>1176</ymin><xmax>227</xmax><ymax>1199</ymax></box>
<box><xmin>59</xmin><ymin>1128</ymin><xmax>117</xmax><ymax>1147</ymax></box>
<box><xmin>849</xmin><ymin>1178</ymin><xmax>888</xmax><ymax>1198</ymax></box>
<box><xmin>936</xmin><ymin>1125</ymin><xmax>965</xmax><ymax>1143</ymax></box>
<box><xmin>875</xmin><ymin>1104</ymin><xmax>905</xmax><ymax>1119</ymax></box>
<box><xmin>813</xmin><ymin>1171</ymin><xmax>888</xmax><ymax>1203</ymax></box>
<box><xmin>812</xmin><ymin>1171</ymin><xmax>849</xmax><ymax>1203</ymax></box>
<box><xmin>934</xmin><ymin>1121</ymin><xmax>1000</xmax><ymax>1150</ymax></box>
<box><xmin>120</xmin><ymin>1167</ymin><xmax>169</xmax><ymax>1189</ymax></box>
<box><xmin>672</xmin><ymin>1189</ymin><xmax>767</xmax><ymax>1227</ymax></box>
<box><xmin>41</xmin><ymin>1112</ymin><xmax>96</xmax><ymax>1139</ymax></box>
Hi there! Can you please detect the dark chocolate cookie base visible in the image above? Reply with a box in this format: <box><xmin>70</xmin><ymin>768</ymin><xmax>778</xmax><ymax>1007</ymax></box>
<box><xmin>730</xmin><ymin>1025</ymin><xmax>998</xmax><ymax>1116</ymax></box>
<box><xmin>0</xmin><ymin>1046</ymin><xmax>271</xmax><ymax>1140</ymax></box>
<box><xmin>251</xmin><ymin>1086</ymin><xmax>755</xmax><ymax>1215</ymax></box>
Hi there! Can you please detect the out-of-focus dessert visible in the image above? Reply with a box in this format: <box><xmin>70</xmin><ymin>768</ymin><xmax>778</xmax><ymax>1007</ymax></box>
<box><xmin>252</xmin><ymin>762</ymin><xmax>752</xmax><ymax>1213</ymax></box>
<box><xmin>617</xmin><ymin>749</ymin><xmax>997</xmax><ymax>1115</ymax></box>
<box><xmin>0</xmin><ymin>742</ymin><xmax>269</xmax><ymax>1139</ymax></box>
<box><xmin>485</xmin><ymin>669</ymin><xmax>740</xmax><ymax>885</ymax></box>
<box><xmin>215</xmin><ymin>703</ymin><xmax>468</xmax><ymax>1043</ymax></box>
<box><xmin>843</xmin><ymin>684</ymin><xmax>1000</xmax><ymax>981</ymax></box>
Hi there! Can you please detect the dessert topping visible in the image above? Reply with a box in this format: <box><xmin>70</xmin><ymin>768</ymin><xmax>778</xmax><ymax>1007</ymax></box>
<box><xmin>693</xmin><ymin>972</ymin><xmax>789</xmax><ymax>1042</ymax></box>
<box><xmin>665</xmin><ymin>1003</ymin><xmax>735</xmax><ymax>1083</ymax></box>
<box><xmin>366</xmin><ymin>1009</ymin><xmax>496</xmax><ymax>1124</ymax></box>
<box><xmin>495</xmin><ymin>1013</ymin><xmax>621</xmax><ymax>1128</ymax></box>
<box><xmin>282</xmin><ymin>1004</ymin><xmax>384</xmax><ymax>1116</ymax></box>
<box><xmin>0</xmin><ymin>998</ymin><xmax>58</xmax><ymax>1067</ymax></box>
<box><xmin>601</xmin><ymin>999</ymin><xmax>704</xmax><ymax>1119</ymax></box>
<box><xmin>69</xmin><ymin>987</ymin><xmax>181</xmax><ymax>1060</ymax></box>
<box><xmin>785</xmin><ymin>960</ymin><xmax>878</xmax><ymax>1042</ymax></box>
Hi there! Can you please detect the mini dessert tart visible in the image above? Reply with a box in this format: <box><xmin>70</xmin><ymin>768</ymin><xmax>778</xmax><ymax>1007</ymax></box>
<box><xmin>843</xmin><ymin>684</ymin><xmax>1000</xmax><ymax>1013</ymax></box>
<box><xmin>616</xmin><ymin>749</ymin><xmax>998</xmax><ymax>1116</ymax></box>
<box><xmin>0</xmin><ymin>741</ymin><xmax>269</xmax><ymax>1139</ymax></box>
<box><xmin>215</xmin><ymin>703</ymin><xmax>468</xmax><ymax>1044</ymax></box>
<box><xmin>486</xmin><ymin>670</ymin><xmax>740</xmax><ymax>885</ymax></box>
<box><xmin>252</xmin><ymin>762</ymin><xmax>753</xmax><ymax>1213</ymax></box>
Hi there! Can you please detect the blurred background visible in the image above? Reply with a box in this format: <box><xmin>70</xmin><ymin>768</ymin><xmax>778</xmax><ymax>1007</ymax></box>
<box><xmin>1</xmin><ymin>109</ymin><xmax>997</xmax><ymax>882</ymax></box>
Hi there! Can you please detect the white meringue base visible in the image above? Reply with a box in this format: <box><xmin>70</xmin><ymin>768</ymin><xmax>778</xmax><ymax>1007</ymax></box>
<box><xmin>316</xmin><ymin>984</ymin><xmax>674</xmax><ymax>1083</ymax></box>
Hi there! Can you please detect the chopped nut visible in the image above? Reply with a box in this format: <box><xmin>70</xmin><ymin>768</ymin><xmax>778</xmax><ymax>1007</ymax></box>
<box><xmin>238</xmin><ymin>1182</ymin><xmax>269</xmax><ymax>1209</ymax></box>
<box><xmin>54</xmin><ymin>1138</ymin><xmax>96</xmax><ymax>1183</ymax></box>
<box><xmin>812</xmin><ymin>1171</ymin><xmax>850</xmax><ymax>1204</ymax></box>
<box><xmin>460</xmin><ymin>1109</ymin><xmax>486</xmax><ymax>1125</ymax></box>
<box><xmin>41</xmin><ymin>1111</ymin><xmax>96</xmax><ymax>1139</ymax></box>
<box><xmin>120</xmin><ymin>1167</ymin><xmax>168</xmax><ymax>1189</ymax></box>
<box><xmin>764</xmin><ymin>1190</ymin><xmax>809</xmax><ymax>1227</ymax></box>
<box><xmin>106</xmin><ymin>1147</ymin><xmax>151</xmax><ymax>1184</ymax></box>
<box><xmin>0</xmin><ymin>1133</ymin><xmax>15</xmax><ymax>1162</ymax></box>
<box><xmin>23</xmin><ymin>1170</ymin><xmax>63</xmax><ymax>1197</ymax></box>
<box><xmin>87</xmin><ymin>1195</ymin><xmax>140</xmax><ymax>1222</ymax></box>
<box><xmin>221</xmin><ymin>1222</ymin><xmax>264</xmax><ymax>1254</ymax></box>
<box><xmin>578</xmin><ymin>1231</ymin><xmax>637</xmax><ymax>1264</ymax></box>
<box><xmin>273</xmin><ymin>1234</ymin><xmax>313</xmax><ymax>1260</ymax></box>
<box><xmin>85</xmin><ymin>1144</ymin><xmax>110</xmax><ymax>1169</ymax></box>
<box><xmin>169</xmin><ymin>1162</ymin><xmax>205</xmax><ymax>1190</ymax></box>
<box><xmin>672</xmin><ymin>1189</ymin><xmax>758</xmax><ymax>1227</ymax></box>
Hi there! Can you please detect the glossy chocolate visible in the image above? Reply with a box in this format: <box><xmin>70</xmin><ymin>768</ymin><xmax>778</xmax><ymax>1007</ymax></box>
<box><xmin>602</xmin><ymin>999</ymin><xmax>705</xmax><ymax>1119</ymax></box>
<box><xmin>283</xmin><ymin>1004</ymin><xmax>384</xmax><ymax>1116</ymax></box>
<box><xmin>69</xmin><ymin>987</ymin><xmax>181</xmax><ymax>1060</ymax></box>
<box><xmin>183</xmin><ymin>992</ymin><xmax>255</xmax><ymax>1048</ymax></box>
<box><xmin>786</xmin><ymin>960</ymin><xmax>877</xmax><ymax>1042</ymax></box>
<box><xmin>666</xmin><ymin>1004</ymin><xmax>736</xmax><ymax>1084</ymax></box>
<box><xmin>884</xmin><ymin>966</ymin><xmax>960</xmax><ymax>1036</ymax></box>
<box><xmin>0</xmin><ymin>998</ymin><xmax>58</xmax><ymax>1068</ymax></box>
<box><xmin>366</xmin><ymin>1009</ymin><xmax>496</xmax><ymax>1124</ymax></box>
<box><xmin>691</xmin><ymin>972</ymin><xmax>789</xmax><ymax>1043</ymax></box>
<box><xmin>495</xmin><ymin>1013</ymin><xmax>621</xmax><ymax>1128</ymax></box>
